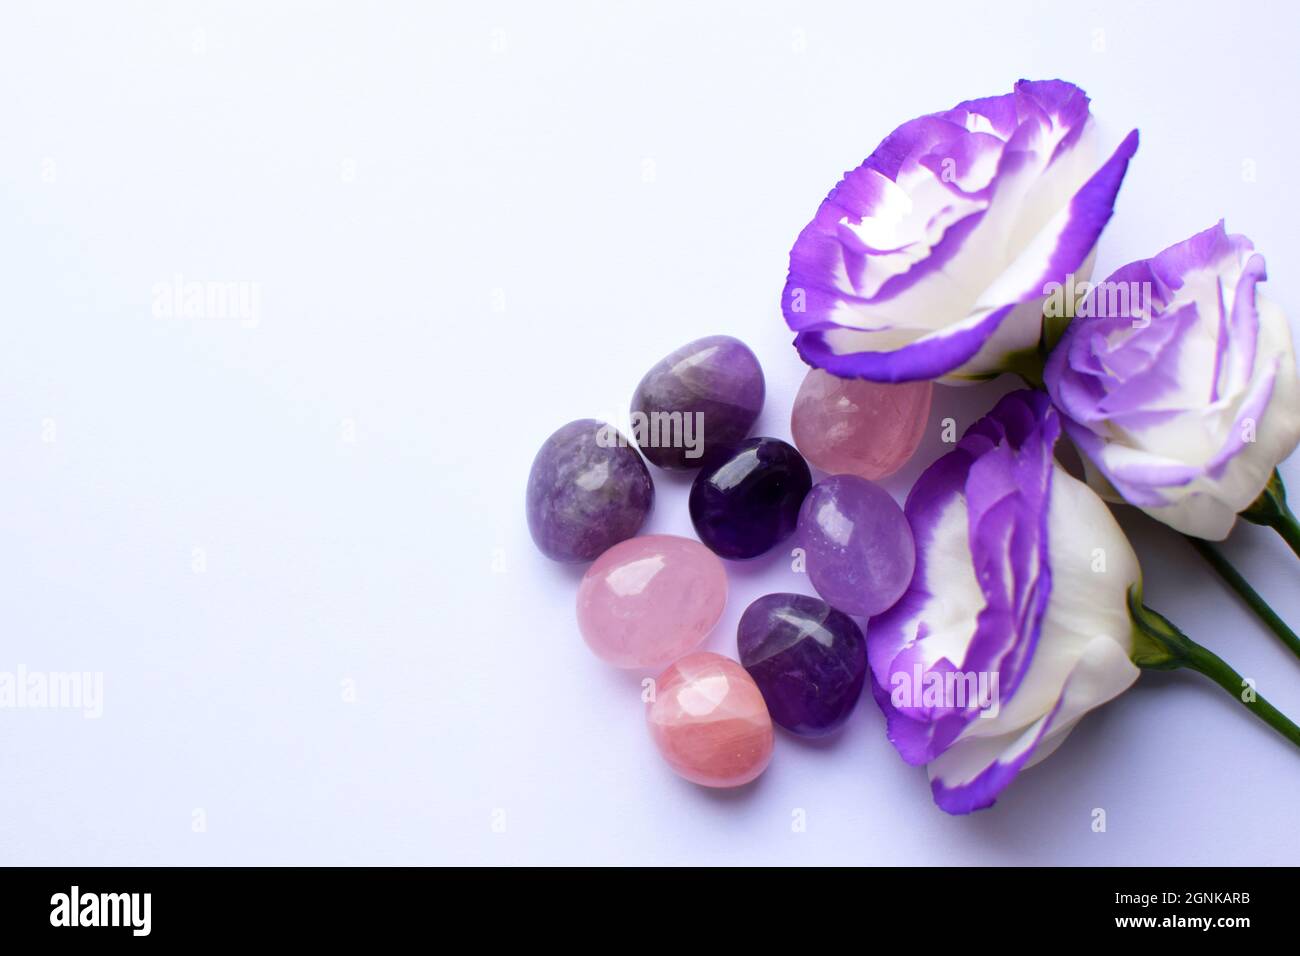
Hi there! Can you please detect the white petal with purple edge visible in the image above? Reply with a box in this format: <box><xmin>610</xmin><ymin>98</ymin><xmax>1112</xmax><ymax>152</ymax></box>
<box><xmin>868</xmin><ymin>391</ymin><xmax>1142</xmax><ymax>813</ymax></box>
<box><xmin>1047</xmin><ymin>223</ymin><xmax>1300</xmax><ymax>539</ymax></box>
<box><xmin>784</xmin><ymin>80</ymin><xmax>1138</xmax><ymax>383</ymax></box>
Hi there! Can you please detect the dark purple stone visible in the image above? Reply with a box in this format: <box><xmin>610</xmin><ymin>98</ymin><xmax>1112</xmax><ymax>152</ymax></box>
<box><xmin>630</xmin><ymin>335</ymin><xmax>765</xmax><ymax>470</ymax></box>
<box><xmin>526</xmin><ymin>419</ymin><xmax>654</xmax><ymax>563</ymax></box>
<box><xmin>737</xmin><ymin>593</ymin><xmax>867</xmax><ymax>736</ymax></box>
<box><xmin>688</xmin><ymin>437</ymin><xmax>811</xmax><ymax>559</ymax></box>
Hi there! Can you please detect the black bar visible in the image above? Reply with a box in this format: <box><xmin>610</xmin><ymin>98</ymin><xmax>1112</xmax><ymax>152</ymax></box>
<box><xmin>0</xmin><ymin>866</ymin><xmax>1284</xmax><ymax>941</ymax></box>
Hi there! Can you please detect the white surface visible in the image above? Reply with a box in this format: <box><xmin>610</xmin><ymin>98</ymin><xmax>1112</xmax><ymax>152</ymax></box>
<box><xmin>2</xmin><ymin>0</ymin><xmax>1299</xmax><ymax>865</ymax></box>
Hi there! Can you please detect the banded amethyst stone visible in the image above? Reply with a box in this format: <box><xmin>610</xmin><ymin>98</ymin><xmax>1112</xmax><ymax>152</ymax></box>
<box><xmin>631</xmin><ymin>335</ymin><xmax>765</xmax><ymax>470</ymax></box>
<box><xmin>689</xmin><ymin>437</ymin><xmax>811</xmax><ymax>559</ymax></box>
<box><xmin>526</xmin><ymin>419</ymin><xmax>654</xmax><ymax>563</ymax></box>
<box><xmin>797</xmin><ymin>474</ymin><xmax>914</xmax><ymax>616</ymax></box>
<box><xmin>737</xmin><ymin>593</ymin><xmax>867</xmax><ymax>736</ymax></box>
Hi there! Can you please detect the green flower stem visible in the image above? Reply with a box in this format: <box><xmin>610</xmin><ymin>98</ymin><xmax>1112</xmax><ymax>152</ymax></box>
<box><xmin>1241</xmin><ymin>469</ymin><xmax>1300</xmax><ymax>559</ymax></box>
<box><xmin>1129</xmin><ymin>588</ymin><xmax>1300</xmax><ymax>750</ymax></box>
<box><xmin>1003</xmin><ymin>347</ymin><xmax>1045</xmax><ymax>389</ymax></box>
<box><xmin>1184</xmin><ymin>536</ymin><xmax>1300</xmax><ymax>663</ymax></box>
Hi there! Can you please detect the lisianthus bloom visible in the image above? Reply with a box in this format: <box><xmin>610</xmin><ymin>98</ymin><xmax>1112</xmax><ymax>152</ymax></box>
<box><xmin>869</xmin><ymin>389</ymin><xmax>1300</xmax><ymax>813</ymax></box>
<box><xmin>868</xmin><ymin>390</ymin><xmax>1142</xmax><ymax>813</ymax></box>
<box><xmin>782</xmin><ymin>79</ymin><xmax>1138</xmax><ymax>383</ymax></box>
<box><xmin>1045</xmin><ymin>222</ymin><xmax>1300</xmax><ymax>540</ymax></box>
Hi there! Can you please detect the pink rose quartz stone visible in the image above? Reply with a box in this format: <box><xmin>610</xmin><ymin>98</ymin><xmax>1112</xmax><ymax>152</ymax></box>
<box><xmin>790</xmin><ymin>368</ymin><xmax>933</xmax><ymax>480</ymax></box>
<box><xmin>576</xmin><ymin>535</ymin><xmax>727</xmax><ymax>669</ymax></box>
<box><xmin>646</xmin><ymin>652</ymin><xmax>774</xmax><ymax>788</ymax></box>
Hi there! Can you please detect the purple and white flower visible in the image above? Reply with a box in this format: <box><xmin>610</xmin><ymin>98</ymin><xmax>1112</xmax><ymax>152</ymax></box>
<box><xmin>869</xmin><ymin>390</ymin><xmax>1140</xmax><ymax>814</ymax></box>
<box><xmin>1045</xmin><ymin>223</ymin><xmax>1300</xmax><ymax>540</ymax></box>
<box><xmin>782</xmin><ymin>79</ymin><xmax>1138</xmax><ymax>383</ymax></box>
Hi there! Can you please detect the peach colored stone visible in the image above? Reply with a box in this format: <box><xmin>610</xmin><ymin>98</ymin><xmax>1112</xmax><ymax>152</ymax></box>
<box><xmin>646</xmin><ymin>652</ymin><xmax>774</xmax><ymax>788</ymax></box>
<box><xmin>790</xmin><ymin>368</ymin><xmax>933</xmax><ymax>480</ymax></box>
<box><xmin>576</xmin><ymin>535</ymin><xmax>727</xmax><ymax>669</ymax></box>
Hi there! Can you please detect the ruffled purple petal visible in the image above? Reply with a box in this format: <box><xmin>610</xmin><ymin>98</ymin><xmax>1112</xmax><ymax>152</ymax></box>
<box><xmin>929</xmin><ymin>703</ymin><xmax>1061</xmax><ymax>814</ymax></box>
<box><xmin>1045</xmin><ymin>222</ymin><xmax>1292</xmax><ymax>526</ymax></box>
<box><xmin>869</xmin><ymin>390</ymin><xmax>1057</xmax><ymax>769</ymax></box>
<box><xmin>793</xmin><ymin>303</ymin><xmax>1013</xmax><ymax>383</ymax></box>
<box><xmin>783</xmin><ymin>79</ymin><xmax>1137</xmax><ymax>381</ymax></box>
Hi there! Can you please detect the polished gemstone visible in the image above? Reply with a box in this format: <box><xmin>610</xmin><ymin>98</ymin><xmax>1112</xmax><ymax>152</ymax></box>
<box><xmin>689</xmin><ymin>437</ymin><xmax>812</xmax><ymax>559</ymax></box>
<box><xmin>797</xmin><ymin>474</ymin><xmax>914</xmax><ymax>616</ymax></box>
<box><xmin>631</xmin><ymin>335</ymin><xmax>765</xmax><ymax>470</ymax></box>
<box><xmin>790</xmin><ymin>368</ymin><xmax>932</xmax><ymax>480</ymax></box>
<box><xmin>646</xmin><ymin>652</ymin><xmax>774</xmax><ymax>787</ymax></box>
<box><xmin>577</xmin><ymin>535</ymin><xmax>727</xmax><ymax>669</ymax></box>
<box><xmin>526</xmin><ymin>419</ymin><xmax>654</xmax><ymax>563</ymax></box>
<box><xmin>737</xmin><ymin>593</ymin><xmax>867</xmax><ymax>736</ymax></box>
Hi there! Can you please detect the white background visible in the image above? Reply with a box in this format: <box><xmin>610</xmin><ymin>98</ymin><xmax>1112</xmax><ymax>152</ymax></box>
<box><xmin>2</xmin><ymin>0</ymin><xmax>1299</xmax><ymax>865</ymax></box>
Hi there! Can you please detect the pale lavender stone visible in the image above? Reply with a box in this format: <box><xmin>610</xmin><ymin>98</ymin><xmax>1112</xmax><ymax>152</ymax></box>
<box><xmin>797</xmin><ymin>474</ymin><xmax>914</xmax><ymax>616</ymax></box>
<box><xmin>631</xmin><ymin>335</ymin><xmax>765</xmax><ymax>470</ymax></box>
<box><xmin>526</xmin><ymin>419</ymin><xmax>654</xmax><ymax>563</ymax></box>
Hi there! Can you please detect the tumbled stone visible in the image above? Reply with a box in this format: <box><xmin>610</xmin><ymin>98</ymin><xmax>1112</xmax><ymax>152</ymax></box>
<box><xmin>790</xmin><ymin>368</ymin><xmax>932</xmax><ymax>480</ymax></box>
<box><xmin>631</xmin><ymin>335</ymin><xmax>765</xmax><ymax>470</ymax></box>
<box><xmin>689</xmin><ymin>437</ymin><xmax>811</xmax><ymax>559</ymax></box>
<box><xmin>797</xmin><ymin>474</ymin><xmax>914</xmax><ymax>616</ymax></box>
<box><xmin>526</xmin><ymin>419</ymin><xmax>654</xmax><ymax>562</ymax></box>
<box><xmin>646</xmin><ymin>652</ymin><xmax>774</xmax><ymax>787</ymax></box>
<box><xmin>576</xmin><ymin>535</ymin><xmax>727</xmax><ymax>669</ymax></box>
<box><xmin>737</xmin><ymin>593</ymin><xmax>867</xmax><ymax>736</ymax></box>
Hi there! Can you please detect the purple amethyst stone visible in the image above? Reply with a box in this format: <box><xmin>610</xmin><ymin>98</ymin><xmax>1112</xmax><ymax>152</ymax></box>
<box><xmin>797</xmin><ymin>474</ymin><xmax>915</xmax><ymax>617</ymax></box>
<box><xmin>526</xmin><ymin>419</ymin><xmax>654</xmax><ymax>563</ymax></box>
<box><xmin>631</xmin><ymin>335</ymin><xmax>765</xmax><ymax>470</ymax></box>
<box><xmin>689</xmin><ymin>437</ymin><xmax>811</xmax><ymax>559</ymax></box>
<box><xmin>737</xmin><ymin>593</ymin><xmax>867</xmax><ymax>736</ymax></box>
